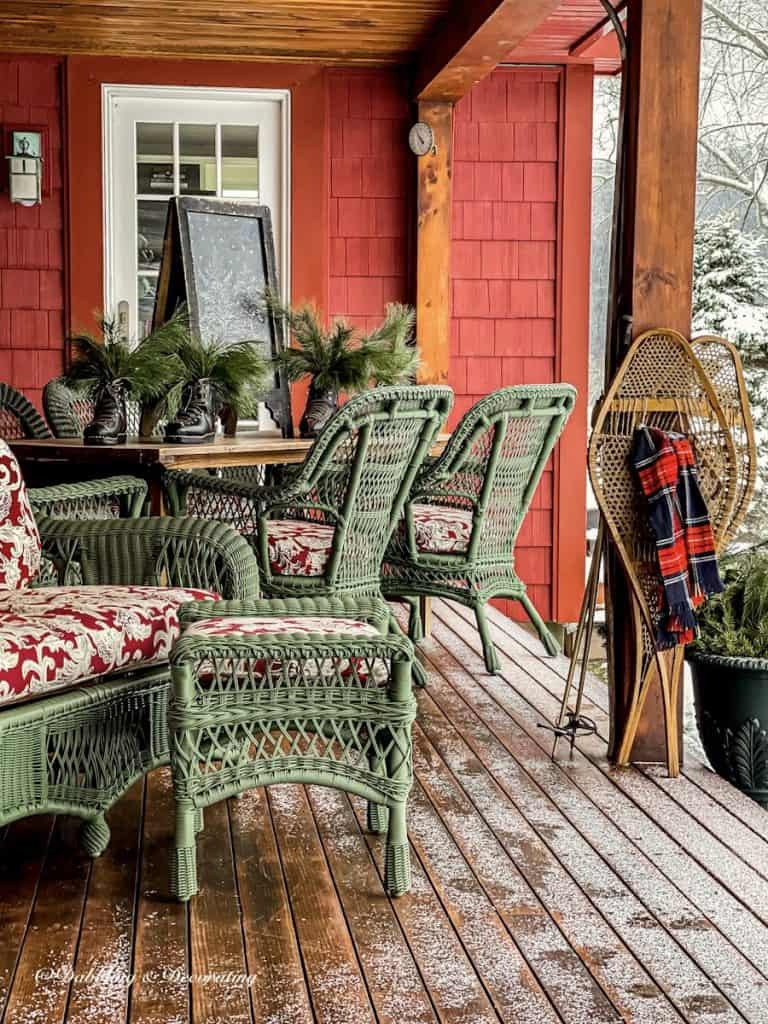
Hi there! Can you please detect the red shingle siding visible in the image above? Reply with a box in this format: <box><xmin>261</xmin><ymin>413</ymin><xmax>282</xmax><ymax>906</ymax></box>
<box><xmin>0</xmin><ymin>57</ymin><xmax>65</xmax><ymax>412</ymax></box>
<box><xmin>327</xmin><ymin>70</ymin><xmax>410</xmax><ymax>332</ymax></box>
<box><xmin>449</xmin><ymin>68</ymin><xmax>561</xmax><ymax>621</ymax></box>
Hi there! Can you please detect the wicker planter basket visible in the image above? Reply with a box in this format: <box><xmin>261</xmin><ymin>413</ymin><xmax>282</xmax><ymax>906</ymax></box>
<box><xmin>688</xmin><ymin>651</ymin><xmax>768</xmax><ymax>807</ymax></box>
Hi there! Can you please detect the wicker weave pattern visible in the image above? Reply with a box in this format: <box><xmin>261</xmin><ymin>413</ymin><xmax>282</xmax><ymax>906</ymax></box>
<box><xmin>169</xmin><ymin>595</ymin><xmax>415</xmax><ymax>898</ymax></box>
<box><xmin>0</xmin><ymin>515</ymin><xmax>260</xmax><ymax>849</ymax></box>
<box><xmin>691</xmin><ymin>335</ymin><xmax>757</xmax><ymax>546</ymax></box>
<box><xmin>383</xmin><ymin>385</ymin><xmax>576</xmax><ymax>672</ymax></box>
<box><xmin>165</xmin><ymin>386</ymin><xmax>453</xmax><ymax>600</ymax></box>
<box><xmin>0</xmin><ymin>382</ymin><xmax>52</xmax><ymax>440</ymax></box>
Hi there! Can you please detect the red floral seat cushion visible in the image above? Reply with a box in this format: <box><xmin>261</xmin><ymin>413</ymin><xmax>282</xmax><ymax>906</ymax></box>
<box><xmin>267</xmin><ymin>520</ymin><xmax>335</xmax><ymax>577</ymax></box>
<box><xmin>408</xmin><ymin>503</ymin><xmax>474</xmax><ymax>554</ymax></box>
<box><xmin>0</xmin><ymin>585</ymin><xmax>219</xmax><ymax>705</ymax></box>
<box><xmin>0</xmin><ymin>440</ymin><xmax>41</xmax><ymax>589</ymax></box>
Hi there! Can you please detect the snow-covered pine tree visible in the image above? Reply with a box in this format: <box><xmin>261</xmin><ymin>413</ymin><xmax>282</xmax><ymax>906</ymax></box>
<box><xmin>692</xmin><ymin>213</ymin><xmax>768</xmax><ymax>543</ymax></box>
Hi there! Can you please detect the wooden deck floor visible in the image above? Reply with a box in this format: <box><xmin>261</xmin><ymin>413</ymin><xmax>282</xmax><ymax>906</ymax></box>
<box><xmin>2</xmin><ymin>600</ymin><xmax>768</xmax><ymax>1024</ymax></box>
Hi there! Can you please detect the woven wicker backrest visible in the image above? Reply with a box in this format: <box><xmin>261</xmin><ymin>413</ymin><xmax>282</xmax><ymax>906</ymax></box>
<box><xmin>298</xmin><ymin>385</ymin><xmax>453</xmax><ymax>589</ymax></box>
<box><xmin>0</xmin><ymin>382</ymin><xmax>52</xmax><ymax>440</ymax></box>
<box><xmin>413</xmin><ymin>385</ymin><xmax>576</xmax><ymax>562</ymax></box>
<box><xmin>44</xmin><ymin>377</ymin><xmax>143</xmax><ymax>438</ymax></box>
<box><xmin>691</xmin><ymin>335</ymin><xmax>757</xmax><ymax>546</ymax></box>
<box><xmin>589</xmin><ymin>329</ymin><xmax>738</xmax><ymax>655</ymax></box>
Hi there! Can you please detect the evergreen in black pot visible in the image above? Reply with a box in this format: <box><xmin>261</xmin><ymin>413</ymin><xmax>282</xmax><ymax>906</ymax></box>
<box><xmin>689</xmin><ymin>549</ymin><xmax>768</xmax><ymax>806</ymax></box>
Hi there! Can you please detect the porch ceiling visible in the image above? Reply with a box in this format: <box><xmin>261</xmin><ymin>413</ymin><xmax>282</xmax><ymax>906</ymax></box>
<box><xmin>0</xmin><ymin>0</ymin><xmax>614</xmax><ymax>68</ymax></box>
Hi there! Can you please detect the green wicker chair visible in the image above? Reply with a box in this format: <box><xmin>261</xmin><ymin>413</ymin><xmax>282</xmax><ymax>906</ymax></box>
<box><xmin>2</xmin><ymin>380</ymin><xmax>147</xmax><ymax>519</ymax></box>
<box><xmin>0</xmin><ymin>511</ymin><xmax>259</xmax><ymax>856</ymax></box>
<box><xmin>165</xmin><ymin>386</ymin><xmax>454</xmax><ymax>600</ymax></box>
<box><xmin>383</xmin><ymin>385</ymin><xmax>576</xmax><ymax>673</ymax></box>
<box><xmin>169</xmin><ymin>595</ymin><xmax>415</xmax><ymax>899</ymax></box>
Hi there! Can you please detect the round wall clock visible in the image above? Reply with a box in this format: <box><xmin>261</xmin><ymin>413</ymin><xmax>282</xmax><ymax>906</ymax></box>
<box><xmin>408</xmin><ymin>121</ymin><xmax>435</xmax><ymax>156</ymax></box>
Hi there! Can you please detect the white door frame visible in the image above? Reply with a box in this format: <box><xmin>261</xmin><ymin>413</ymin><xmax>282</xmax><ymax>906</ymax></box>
<box><xmin>101</xmin><ymin>83</ymin><xmax>291</xmax><ymax>333</ymax></box>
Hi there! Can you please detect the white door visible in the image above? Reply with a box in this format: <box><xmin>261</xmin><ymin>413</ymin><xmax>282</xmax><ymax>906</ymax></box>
<box><xmin>103</xmin><ymin>85</ymin><xmax>290</xmax><ymax>340</ymax></box>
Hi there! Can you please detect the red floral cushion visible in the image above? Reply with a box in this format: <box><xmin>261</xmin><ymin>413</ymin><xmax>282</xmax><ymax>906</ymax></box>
<box><xmin>408</xmin><ymin>503</ymin><xmax>474</xmax><ymax>554</ymax></box>
<box><xmin>0</xmin><ymin>584</ymin><xmax>219</xmax><ymax>705</ymax></box>
<box><xmin>185</xmin><ymin>615</ymin><xmax>380</xmax><ymax>640</ymax></box>
<box><xmin>0</xmin><ymin>440</ymin><xmax>41</xmax><ymax>589</ymax></box>
<box><xmin>267</xmin><ymin>520</ymin><xmax>335</xmax><ymax>577</ymax></box>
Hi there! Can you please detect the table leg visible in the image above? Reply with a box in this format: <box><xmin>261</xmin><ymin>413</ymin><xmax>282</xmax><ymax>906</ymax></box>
<box><xmin>419</xmin><ymin>596</ymin><xmax>433</xmax><ymax>637</ymax></box>
<box><xmin>148</xmin><ymin>476</ymin><xmax>166</xmax><ymax>516</ymax></box>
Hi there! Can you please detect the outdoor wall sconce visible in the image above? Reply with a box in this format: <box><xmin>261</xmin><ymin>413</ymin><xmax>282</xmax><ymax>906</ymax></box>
<box><xmin>5</xmin><ymin>129</ymin><xmax>44</xmax><ymax>206</ymax></box>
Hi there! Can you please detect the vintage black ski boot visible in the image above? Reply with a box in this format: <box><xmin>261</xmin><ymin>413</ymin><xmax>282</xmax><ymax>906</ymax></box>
<box><xmin>83</xmin><ymin>381</ymin><xmax>128</xmax><ymax>445</ymax></box>
<box><xmin>164</xmin><ymin>378</ymin><xmax>216</xmax><ymax>444</ymax></box>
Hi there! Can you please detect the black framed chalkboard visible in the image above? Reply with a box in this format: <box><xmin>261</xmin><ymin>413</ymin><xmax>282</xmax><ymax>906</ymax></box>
<box><xmin>152</xmin><ymin>196</ymin><xmax>293</xmax><ymax>437</ymax></box>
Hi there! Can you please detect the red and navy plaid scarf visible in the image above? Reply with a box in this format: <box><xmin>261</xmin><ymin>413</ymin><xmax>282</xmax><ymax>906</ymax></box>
<box><xmin>632</xmin><ymin>426</ymin><xmax>723</xmax><ymax>648</ymax></box>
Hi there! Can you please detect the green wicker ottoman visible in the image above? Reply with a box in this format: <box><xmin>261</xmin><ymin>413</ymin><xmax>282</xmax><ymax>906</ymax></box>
<box><xmin>169</xmin><ymin>596</ymin><xmax>417</xmax><ymax>900</ymax></box>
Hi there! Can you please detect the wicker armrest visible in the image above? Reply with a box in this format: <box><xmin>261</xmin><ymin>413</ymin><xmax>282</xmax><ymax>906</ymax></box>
<box><xmin>163</xmin><ymin>468</ymin><xmax>308</xmax><ymax>516</ymax></box>
<box><xmin>36</xmin><ymin>515</ymin><xmax>260</xmax><ymax>600</ymax></box>
<box><xmin>28</xmin><ymin>475</ymin><xmax>148</xmax><ymax>519</ymax></box>
<box><xmin>178</xmin><ymin>594</ymin><xmax>390</xmax><ymax>629</ymax></box>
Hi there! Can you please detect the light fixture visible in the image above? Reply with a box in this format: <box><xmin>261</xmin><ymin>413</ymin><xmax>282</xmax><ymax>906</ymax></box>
<box><xmin>6</xmin><ymin>130</ymin><xmax>43</xmax><ymax>206</ymax></box>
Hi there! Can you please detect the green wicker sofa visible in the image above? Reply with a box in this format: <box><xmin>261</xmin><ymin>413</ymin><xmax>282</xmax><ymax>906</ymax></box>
<box><xmin>0</xmin><ymin>439</ymin><xmax>259</xmax><ymax>856</ymax></box>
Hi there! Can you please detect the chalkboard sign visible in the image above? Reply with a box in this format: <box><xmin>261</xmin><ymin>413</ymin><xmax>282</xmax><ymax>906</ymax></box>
<box><xmin>152</xmin><ymin>196</ymin><xmax>292</xmax><ymax>437</ymax></box>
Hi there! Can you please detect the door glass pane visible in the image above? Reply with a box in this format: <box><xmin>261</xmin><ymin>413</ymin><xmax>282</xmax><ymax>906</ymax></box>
<box><xmin>137</xmin><ymin>200</ymin><xmax>168</xmax><ymax>271</ymax></box>
<box><xmin>136</xmin><ymin>122</ymin><xmax>173</xmax><ymax>195</ymax></box>
<box><xmin>222</xmin><ymin>124</ymin><xmax>259</xmax><ymax>197</ymax></box>
<box><xmin>137</xmin><ymin>275</ymin><xmax>158</xmax><ymax>338</ymax></box>
<box><xmin>179</xmin><ymin>123</ymin><xmax>216</xmax><ymax>195</ymax></box>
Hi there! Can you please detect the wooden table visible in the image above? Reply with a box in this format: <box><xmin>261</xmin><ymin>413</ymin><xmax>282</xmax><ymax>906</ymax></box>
<box><xmin>11</xmin><ymin>435</ymin><xmax>316</xmax><ymax>514</ymax></box>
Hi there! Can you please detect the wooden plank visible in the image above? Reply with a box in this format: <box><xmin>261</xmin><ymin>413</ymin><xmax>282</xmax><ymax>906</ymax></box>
<box><xmin>445</xmin><ymin>600</ymin><xmax>768</xmax><ymax>884</ymax></box>
<box><xmin>407</xmin><ymin>759</ymin><xmax>619</xmax><ymax>1024</ymax></box>
<box><xmin>67</xmin><ymin>782</ymin><xmax>144</xmax><ymax>1024</ymax></box>
<box><xmin>307</xmin><ymin>785</ymin><xmax>439</xmax><ymax>1024</ymax></box>
<box><xmin>229</xmin><ymin>788</ymin><xmax>314</xmax><ymax>1024</ymax></box>
<box><xmin>189</xmin><ymin>798</ymin><xmax>253</xmax><ymax>1024</ymax></box>
<box><xmin>412</xmin><ymin>707</ymin><xmax>684</xmax><ymax>1024</ymax></box>
<box><xmin>424</xmin><ymin>603</ymin><xmax>768</xmax><ymax>1020</ymax></box>
<box><xmin>267</xmin><ymin>785</ymin><xmax>378</xmax><ymax>1024</ymax></box>
<box><xmin>0</xmin><ymin>815</ymin><xmax>54</xmax><ymax>1018</ymax></box>
<box><xmin>415</xmin><ymin>100</ymin><xmax>452</xmax><ymax>388</ymax></box>
<box><xmin>348</xmin><ymin>802</ymin><xmax>502</xmax><ymax>1023</ymax></box>
<box><xmin>0</xmin><ymin>0</ymin><xmax>453</xmax><ymax>64</ymax></box>
<box><xmin>129</xmin><ymin>769</ymin><xmax>189</xmax><ymax>1024</ymax></box>
<box><xmin>415</xmin><ymin>0</ymin><xmax>563</xmax><ymax>101</ymax></box>
<box><xmin>2</xmin><ymin>816</ymin><xmax>90</xmax><ymax>1024</ymax></box>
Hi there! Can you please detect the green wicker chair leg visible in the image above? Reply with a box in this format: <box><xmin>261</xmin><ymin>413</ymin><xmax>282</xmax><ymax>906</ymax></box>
<box><xmin>366</xmin><ymin>749</ymin><xmax>389</xmax><ymax>834</ymax></box>
<box><xmin>172</xmin><ymin>801</ymin><xmax>199</xmax><ymax>901</ymax></box>
<box><xmin>520</xmin><ymin>592</ymin><xmax>561</xmax><ymax>657</ymax></box>
<box><xmin>193</xmin><ymin>806</ymin><xmax>204</xmax><ymax>834</ymax></box>
<box><xmin>475</xmin><ymin>603</ymin><xmax>502</xmax><ymax>674</ymax></box>
<box><xmin>385</xmin><ymin>802</ymin><xmax>410</xmax><ymax>897</ymax></box>
<box><xmin>80</xmin><ymin>813</ymin><xmax>111</xmax><ymax>858</ymax></box>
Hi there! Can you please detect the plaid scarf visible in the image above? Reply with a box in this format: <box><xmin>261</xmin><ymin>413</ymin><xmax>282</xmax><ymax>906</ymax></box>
<box><xmin>632</xmin><ymin>426</ymin><xmax>723</xmax><ymax>648</ymax></box>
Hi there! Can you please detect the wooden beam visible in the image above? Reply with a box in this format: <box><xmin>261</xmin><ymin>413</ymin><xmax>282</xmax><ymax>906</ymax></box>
<box><xmin>608</xmin><ymin>0</ymin><xmax>703</xmax><ymax>764</ymax></box>
<box><xmin>415</xmin><ymin>100</ymin><xmax>452</xmax><ymax>386</ymax></box>
<box><xmin>415</xmin><ymin>0</ymin><xmax>562</xmax><ymax>102</ymax></box>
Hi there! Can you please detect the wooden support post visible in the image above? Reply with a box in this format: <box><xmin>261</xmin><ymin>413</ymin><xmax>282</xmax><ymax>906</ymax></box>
<box><xmin>608</xmin><ymin>0</ymin><xmax>703</xmax><ymax>764</ymax></box>
<box><xmin>415</xmin><ymin>100</ymin><xmax>453</xmax><ymax>386</ymax></box>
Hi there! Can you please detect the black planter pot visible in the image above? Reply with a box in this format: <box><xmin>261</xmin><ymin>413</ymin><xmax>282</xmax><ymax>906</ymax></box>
<box><xmin>300</xmin><ymin>384</ymin><xmax>338</xmax><ymax>438</ymax></box>
<box><xmin>688</xmin><ymin>651</ymin><xmax>768</xmax><ymax>807</ymax></box>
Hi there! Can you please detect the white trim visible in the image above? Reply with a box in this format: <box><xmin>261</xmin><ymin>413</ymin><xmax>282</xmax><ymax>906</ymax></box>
<box><xmin>101</xmin><ymin>83</ymin><xmax>291</xmax><ymax>330</ymax></box>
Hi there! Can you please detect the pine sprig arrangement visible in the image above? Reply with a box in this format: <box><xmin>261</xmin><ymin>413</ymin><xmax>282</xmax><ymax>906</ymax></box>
<box><xmin>165</xmin><ymin>335</ymin><xmax>271</xmax><ymax>418</ymax></box>
<box><xmin>361</xmin><ymin>303</ymin><xmax>420</xmax><ymax>385</ymax></box>
<box><xmin>264</xmin><ymin>289</ymin><xmax>419</xmax><ymax>393</ymax></box>
<box><xmin>65</xmin><ymin>309</ymin><xmax>189</xmax><ymax>402</ymax></box>
<box><xmin>692</xmin><ymin>549</ymin><xmax>768</xmax><ymax>659</ymax></box>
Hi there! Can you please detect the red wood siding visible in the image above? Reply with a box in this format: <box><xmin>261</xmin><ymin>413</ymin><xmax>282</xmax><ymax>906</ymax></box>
<box><xmin>327</xmin><ymin>70</ymin><xmax>411</xmax><ymax>328</ymax></box>
<box><xmin>450</xmin><ymin>68</ymin><xmax>561</xmax><ymax>622</ymax></box>
<box><xmin>0</xmin><ymin>56</ymin><xmax>65</xmax><ymax>412</ymax></box>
